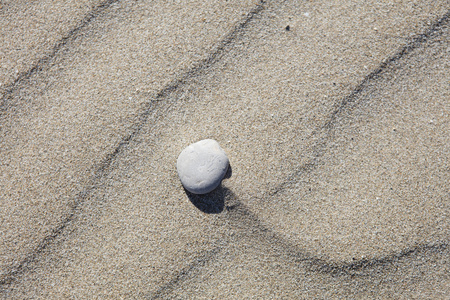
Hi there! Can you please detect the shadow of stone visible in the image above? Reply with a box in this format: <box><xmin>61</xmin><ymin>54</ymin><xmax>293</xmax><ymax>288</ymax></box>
<box><xmin>185</xmin><ymin>165</ymin><xmax>233</xmax><ymax>214</ymax></box>
<box><xmin>224</xmin><ymin>164</ymin><xmax>232</xmax><ymax>179</ymax></box>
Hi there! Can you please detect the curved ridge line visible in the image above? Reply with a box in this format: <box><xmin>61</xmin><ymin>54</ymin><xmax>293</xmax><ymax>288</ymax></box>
<box><xmin>224</xmin><ymin>201</ymin><xmax>449</xmax><ymax>277</ymax></box>
<box><xmin>145</xmin><ymin>12</ymin><xmax>450</xmax><ymax>293</ymax></box>
<box><xmin>270</xmin><ymin>9</ymin><xmax>450</xmax><ymax>196</ymax></box>
<box><xmin>148</xmin><ymin>195</ymin><xmax>448</xmax><ymax>298</ymax></box>
<box><xmin>0</xmin><ymin>0</ymin><xmax>268</xmax><ymax>291</ymax></box>
<box><xmin>0</xmin><ymin>0</ymin><xmax>121</xmax><ymax>113</ymax></box>
<box><xmin>2</xmin><ymin>3</ymin><xmax>447</xmax><ymax>295</ymax></box>
<box><xmin>149</xmin><ymin>247</ymin><xmax>224</xmax><ymax>300</ymax></box>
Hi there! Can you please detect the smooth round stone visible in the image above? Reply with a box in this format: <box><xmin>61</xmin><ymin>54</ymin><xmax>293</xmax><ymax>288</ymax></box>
<box><xmin>177</xmin><ymin>139</ymin><xmax>229</xmax><ymax>194</ymax></box>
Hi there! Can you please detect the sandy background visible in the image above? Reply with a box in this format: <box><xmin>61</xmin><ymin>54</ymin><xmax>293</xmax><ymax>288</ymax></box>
<box><xmin>1</xmin><ymin>0</ymin><xmax>449</xmax><ymax>298</ymax></box>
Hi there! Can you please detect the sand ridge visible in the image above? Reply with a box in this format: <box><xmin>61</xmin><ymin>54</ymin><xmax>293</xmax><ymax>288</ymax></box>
<box><xmin>0</xmin><ymin>0</ymin><xmax>449</xmax><ymax>298</ymax></box>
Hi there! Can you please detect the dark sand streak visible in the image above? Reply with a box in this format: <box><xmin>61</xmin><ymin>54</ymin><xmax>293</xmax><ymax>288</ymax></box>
<box><xmin>147</xmin><ymin>10</ymin><xmax>449</xmax><ymax>297</ymax></box>
<box><xmin>221</xmin><ymin>200</ymin><xmax>448</xmax><ymax>279</ymax></box>
<box><xmin>1</xmin><ymin>2</ymin><xmax>447</xmax><ymax>296</ymax></box>
<box><xmin>149</xmin><ymin>247</ymin><xmax>224</xmax><ymax>300</ymax></box>
<box><xmin>0</xmin><ymin>0</ymin><xmax>268</xmax><ymax>292</ymax></box>
<box><xmin>0</xmin><ymin>0</ymin><xmax>121</xmax><ymax>114</ymax></box>
<box><xmin>149</xmin><ymin>192</ymin><xmax>448</xmax><ymax>298</ymax></box>
<box><xmin>270</xmin><ymin>9</ymin><xmax>450</xmax><ymax>196</ymax></box>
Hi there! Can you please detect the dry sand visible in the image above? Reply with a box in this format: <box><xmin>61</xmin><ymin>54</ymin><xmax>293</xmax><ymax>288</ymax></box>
<box><xmin>1</xmin><ymin>0</ymin><xmax>449</xmax><ymax>298</ymax></box>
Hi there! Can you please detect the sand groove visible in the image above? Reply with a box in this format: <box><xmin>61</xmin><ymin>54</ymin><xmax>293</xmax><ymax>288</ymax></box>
<box><xmin>0</xmin><ymin>1</ymin><xmax>448</xmax><ymax>298</ymax></box>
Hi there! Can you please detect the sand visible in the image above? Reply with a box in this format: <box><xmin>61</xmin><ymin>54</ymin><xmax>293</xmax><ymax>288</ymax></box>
<box><xmin>1</xmin><ymin>0</ymin><xmax>449</xmax><ymax>298</ymax></box>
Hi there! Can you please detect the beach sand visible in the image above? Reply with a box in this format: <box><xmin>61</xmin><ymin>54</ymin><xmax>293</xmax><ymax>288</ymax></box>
<box><xmin>1</xmin><ymin>0</ymin><xmax>449</xmax><ymax>298</ymax></box>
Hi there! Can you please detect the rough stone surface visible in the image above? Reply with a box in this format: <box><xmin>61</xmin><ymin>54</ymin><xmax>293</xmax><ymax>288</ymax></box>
<box><xmin>177</xmin><ymin>139</ymin><xmax>229</xmax><ymax>194</ymax></box>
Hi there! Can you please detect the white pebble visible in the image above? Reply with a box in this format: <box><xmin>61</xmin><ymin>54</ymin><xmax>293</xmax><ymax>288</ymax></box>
<box><xmin>177</xmin><ymin>139</ymin><xmax>229</xmax><ymax>194</ymax></box>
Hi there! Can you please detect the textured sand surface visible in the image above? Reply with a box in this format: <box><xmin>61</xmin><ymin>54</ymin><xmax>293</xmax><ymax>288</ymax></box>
<box><xmin>1</xmin><ymin>0</ymin><xmax>449</xmax><ymax>298</ymax></box>
<box><xmin>1</xmin><ymin>0</ymin><xmax>257</xmax><ymax>279</ymax></box>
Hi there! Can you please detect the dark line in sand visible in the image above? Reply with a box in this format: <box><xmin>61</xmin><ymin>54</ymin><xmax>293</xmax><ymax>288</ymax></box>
<box><xmin>222</xmin><ymin>201</ymin><xmax>449</xmax><ymax>279</ymax></box>
<box><xmin>231</xmin><ymin>7</ymin><xmax>450</xmax><ymax>277</ymax></box>
<box><xmin>226</xmin><ymin>202</ymin><xmax>449</xmax><ymax>280</ymax></box>
<box><xmin>256</xmin><ymin>7</ymin><xmax>450</xmax><ymax>277</ymax></box>
<box><xmin>149</xmin><ymin>247</ymin><xmax>224</xmax><ymax>300</ymax></box>
<box><xmin>270</xmin><ymin>9</ymin><xmax>450</xmax><ymax>195</ymax></box>
<box><xmin>0</xmin><ymin>0</ymin><xmax>121</xmax><ymax>113</ymax></box>
<box><xmin>147</xmin><ymin>191</ymin><xmax>252</xmax><ymax>299</ymax></box>
<box><xmin>1</xmin><ymin>2</ymin><xmax>447</xmax><ymax>296</ymax></box>
<box><xmin>147</xmin><ymin>10</ymin><xmax>450</xmax><ymax>297</ymax></box>
<box><xmin>324</xmin><ymin>9</ymin><xmax>450</xmax><ymax>130</ymax></box>
<box><xmin>149</xmin><ymin>193</ymin><xmax>449</xmax><ymax>298</ymax></box>
<box><xmin>0</xmin><ymin>0</ymin><xmax>268</xmax><ymax>292</ymax></box>
<box><xmin>309</xmin><ymin>243</ymin><xmax>449</xmax><ymax>277</ymax></box>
